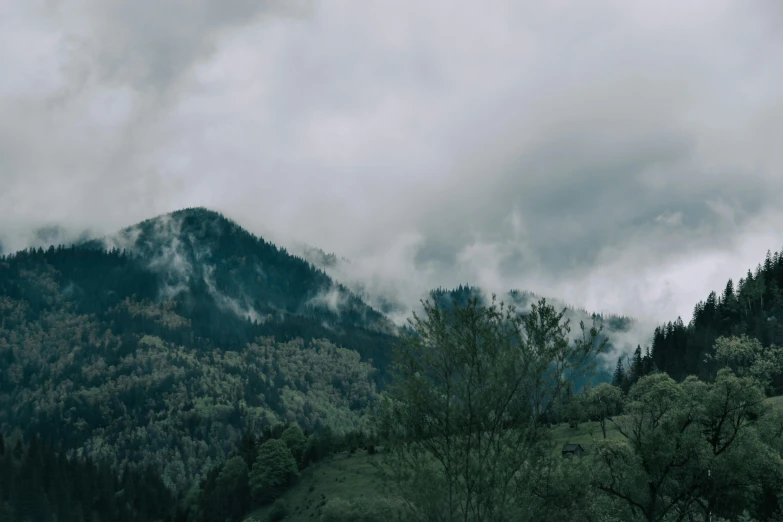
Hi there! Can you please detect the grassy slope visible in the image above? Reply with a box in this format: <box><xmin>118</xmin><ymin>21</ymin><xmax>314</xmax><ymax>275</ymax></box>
<box><xmin>245</xmin><ymin>396</ymin><xmax>783</xmax><ymax>521</ymax></box>
<box><xmin>244</xmin><ymin>420</ymin><xmax>622</xmax><ymax>521</ymax></box>
<box><xmin>244</xmin><ymin>450</ymin><xmax>389</xmax><ymax>521</ymax></box>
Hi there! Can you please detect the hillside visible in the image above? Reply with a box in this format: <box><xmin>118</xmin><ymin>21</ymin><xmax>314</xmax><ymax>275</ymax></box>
<box><xmin>88</xmin><ymin>208</ymin><xmax>396</xmax><ymax>335</ymax></box>
<box><xmin>243</xmin><ymin>394</ymin><xmax>783</xmax><ymax>522</ymax></box>
<box><xmin>647</xmin><ymin>248</ymin><xmax>783</xmax><ymax>392</ymax></box>
<box><xmin>4</xmin><ymin>208</ymin><xmax>783</xmax><ymax>522</ymax></box>
<box><xmin>0</xmin><ymin>208</ymin><xmax>398</xmax><ymax>491</ymax></box>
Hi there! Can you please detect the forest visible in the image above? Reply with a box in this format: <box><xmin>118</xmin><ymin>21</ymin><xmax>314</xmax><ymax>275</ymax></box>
<box><xmin>2</xmin><ymin>209</ymin><xmax>783</xmax><ymax>521</ymax></box>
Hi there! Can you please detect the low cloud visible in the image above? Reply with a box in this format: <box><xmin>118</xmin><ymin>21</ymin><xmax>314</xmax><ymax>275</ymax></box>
<box><xmin>306</xmin><ymin>283</ymin><xmax>348</xmax><ymax>316</ymax></box>
<box><xmin>2</xmin><ymin>1</ymin><xmax>783</xmax><ymax>349</ymax></box>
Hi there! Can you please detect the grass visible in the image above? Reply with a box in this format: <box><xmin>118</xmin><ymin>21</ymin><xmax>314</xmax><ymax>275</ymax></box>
<box><xmin>546</xmin><ymin>418</ymin><xmax>625</xmax><ymax>455</ymax></box>
<box><xmin>766</xmin><ymin>394</ymin><xmax>783</xmax><ymax>411</ymax></box>
<box><xmin>245</xmin><ymin>396</ymin><xmax>783</xmax><ymax>520</ymax></box>
<box><xmin>243</xmin><ymin>419</ymin><xmax>622</xmax><ymax>521</ymax></box>
<box><xmin>243</xmin><ymin>449</ymin><xmax>395</xmax><ymax>521</ymax></box>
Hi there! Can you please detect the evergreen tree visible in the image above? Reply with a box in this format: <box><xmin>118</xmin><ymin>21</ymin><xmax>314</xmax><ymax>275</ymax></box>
<box><xmin>611</xmin><ymin>357</ymin><xmax>626</xmax><ymax>388</ymax></box>
<box><xmin>642</xmin><ymin>346</ymin><xmax>654</xmax><ymax>375</ymax></box>
<box><xmin>630</xmin><ymin>345</ymin><xmax>643</xmax><ymax>381</ymax></box>
<box><xmin>235</xmin><ymin>429</ymin><xmax>259</xmax><ymax>469</ymax></box>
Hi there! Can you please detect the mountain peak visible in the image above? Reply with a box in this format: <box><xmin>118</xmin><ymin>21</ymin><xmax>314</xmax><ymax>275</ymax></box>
<box><xmin>82</xmin><ymin>207</ymin><xmax>395</xmax><ymax>335</ymax></box>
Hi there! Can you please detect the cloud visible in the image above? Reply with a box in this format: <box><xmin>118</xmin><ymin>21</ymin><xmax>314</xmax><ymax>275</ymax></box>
<box><xmin>306</xmin><ymin>283</ymin><xmax>347</xmax><ymax>316</ymax></box>
<box><xmin>2</xmin><ymin>0</ymin><xmax>783</xmax><ymax>344</ymax></box>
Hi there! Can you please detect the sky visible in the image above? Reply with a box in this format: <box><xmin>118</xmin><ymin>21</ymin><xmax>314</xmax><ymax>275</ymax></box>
<box><xmin>2</xmin><ymin>0</ymin><xmax>783</xmax><ymax>332</ymax></box>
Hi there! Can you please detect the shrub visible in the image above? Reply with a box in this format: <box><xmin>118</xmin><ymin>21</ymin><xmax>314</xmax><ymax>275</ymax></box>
<box><xmin>268</xmin><ymin>498</ymin><xmax>288</xmax><ymax>522</ymax></box>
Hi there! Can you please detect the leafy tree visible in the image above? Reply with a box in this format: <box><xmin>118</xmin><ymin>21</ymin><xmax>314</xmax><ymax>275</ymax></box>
<box><xmin>267</xmin><ymin>498</ymin><xmax>289</xmax><ymax>522</ymax></box>
<box><xmin>377</xmin><ymin>296</ymin><xmax>608</xmax><ymax>521</ymax></box>
<box><xmin>584</xmin><ymin>382</ymin><xmax>623</xmax><ymax>439</ymax></box>
<box><xmin>248</xmin><ymin>439</ymin><xmax>299</xmax><ymax>505</ymax></box>
<box><xmin>557</xmin><ymin>382</ymin><xmax>585</xmax><ymax>429</ymax></box>
<box><xmin>711</xmin><ymin>335</ymin><xmax>783</xmax><ymax>389</ymax></box>
<box><xmin>590</xmin><ymin>347</ymin><xmax>783</xmax><ymax>521</ymax></box>
<box><xmin>280</xmin><ymin>424</ymin><xmax>307</xmax><ymax>467</ymax></box>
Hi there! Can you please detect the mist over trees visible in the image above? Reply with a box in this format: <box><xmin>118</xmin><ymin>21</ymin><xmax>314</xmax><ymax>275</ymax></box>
<box><xmin>376</xmin><ymin>295</ymin><xmax>608</xmax><ymax>520</ymax></box>
<box><xmin>3</xmin><ymin>210</ymin><xmax>783</xmax><ymax>520</ymax></box>
<box><xmin>376</xmin><ymin>296</ymin><xmax>783</xmax><ymax>521</ymax></box>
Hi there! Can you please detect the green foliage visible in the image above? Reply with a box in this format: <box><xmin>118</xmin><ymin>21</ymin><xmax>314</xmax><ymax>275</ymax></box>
<box><xmin>0</xmin><ymin>209</ymin><xmax>397</xmax><ymax>492</ymax></box>
<box><xmin>584</xmin><ymin>382</ymin><xmax>624</xmax><ymax>438</ymax></box>
<box><xmin>267</xmin><ymin>498</ymin><xmax>288</xmax><ymax>521</ymax></box>
<box><xmin>430</xmin><ymin>285</ymin><xmax>627</xmax><ymax>388</ymax></box>
<box><xmin>712</xmin><ymin>334</ymin><xmax>783</xmax><ymax>389</ymax></box>
<box><xmin>249</xmin><ymin>439</ymin><xmax>299</xmax><ymax>505</ymax></box>
<box><xmin>652</xmin><ymin>248</ymin><xmax>783</xmax><ymax>391</ymax></box>
<box><xmin>611</xmin><ymin>345</ymin><xmax>656</xmax><ymax>393</ymax></box>
<box><xmin>0</xmin><ymin>431</ymin><xmax>173</xmax><ymax>521</ymax></box>
<box><xmin>214</xmin><ymin>456</ymin><xmax>251</xmax><ymax>521</ymax></box>
<box><xmin>590</xmin><ymin>366</ymin><xmax>783</xmax><ymax>521</ymax></box>
<box><xmin>611</xmin><ymin>357</ymin><xmax>626</xmax><ymax>388</ymax></box>
<box><xmin>377</xmin><ymin>295</ymin><xmax>608</xmax><ymax>521</ymax></box>
<box><xmin>281</xmin><ymin>425</ymin><xmax>307</xmax><ymax>467</ymax></box>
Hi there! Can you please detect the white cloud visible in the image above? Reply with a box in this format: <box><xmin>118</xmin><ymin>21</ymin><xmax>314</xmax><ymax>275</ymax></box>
<box><xmin>2</xmin><ymin>0</ymin><xmax>783</xmax><ymax>341</ymax></box>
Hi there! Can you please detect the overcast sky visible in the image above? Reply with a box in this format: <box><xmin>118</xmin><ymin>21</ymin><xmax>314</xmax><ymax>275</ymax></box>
<box><xmin>2</xmin><ymin>0</ymin><xmax>783</xmax><ymax>327</ymax></box>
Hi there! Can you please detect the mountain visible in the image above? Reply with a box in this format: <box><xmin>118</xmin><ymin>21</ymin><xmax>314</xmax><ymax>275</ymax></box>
<box><xmin>0</xmin><ymin>208</ymin><xmax>397</xmax><ymax>491</ymax></box>
<box><xmin>0</xmin><ymin>207</ymin><xmax>644</xmax><ymax>496</ymax></box>
<box><xmin>86</xmin><ymin>208</ymin><xmax>395</xmax><ymax>334</ymax></box>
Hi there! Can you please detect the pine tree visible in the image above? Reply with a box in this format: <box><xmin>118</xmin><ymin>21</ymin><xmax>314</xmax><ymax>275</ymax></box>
<box><xmin>643</xmin><ymin>346</ymin><xmax>654</xmax><ymax>375</ymax></box>
<box><xmin>651</xmin><ymin>326</ymin><xmax>667</xmax><ymax>373</ymax></box>
<box><xmin>722</xmin><ymin>279</ymin><xmax>736</xmax><ymax>307</ymax></box>
<box><xmin>631</xmin><ymin>345</ymin><xmax>643</xmax><ymax>381</ymax></box>
<box><xmin>704</xmin><ymin>292</ymin><xmax>717</xmax><ymax>320</ymax></box>
<box><xmin>611</xmin><ymin>357</ymin><xmax>626</xmax><ymax>388</ymax></box>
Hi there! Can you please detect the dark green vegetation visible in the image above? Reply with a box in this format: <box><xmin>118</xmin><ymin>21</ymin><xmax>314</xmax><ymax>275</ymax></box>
<box><xmin>428</xmin><ymin>284</ymin><xmax>634</xmax><ymax>390</ymax></box>
<box><xmin>0</xmin><ymin>208</ymin><xmax>394</xmax><ymax>494</ymax></box>
<box><xmin>0</xmin><ymin>431</ymin><xmax>173</xmax><ymax>522</ymax></box>
<box><xmin>3</xmin><ymin>207</ymin><xmax>783</xmax><ymax>521</ymax></box>
<box><xmin>176</xmin><ymin>423</ymin><xmax>380</xmax><ymax>522</ymax></box>
<box><xmin>374</xmin><ymin>296</ymin><xmax>783</xmax><ymax>521</ymax></box>
<box><xmin>648</xmin><ymin>250</ymin><xmax>783</xmax><ymax>389</ymax></box>
<box><xmin>606</xmin><ymin>248</ymin><xmax>783</xmax><ymax>397</ymax></box>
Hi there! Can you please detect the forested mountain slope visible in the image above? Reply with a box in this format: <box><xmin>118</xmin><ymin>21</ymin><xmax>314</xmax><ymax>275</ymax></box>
<box><xmin>644</xmin><ymin>248</ymin><xmax>783</xmax><ymax>393</ymax></box>
<box><xmin>87</xmin><ymin>208</ymin><xmax>395</xmax><ymax>335</ymax></box>
<box><xmin>0</xmin><ymin>208</ymin><xmax>397</xmax><ymax>491</ymax></box>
